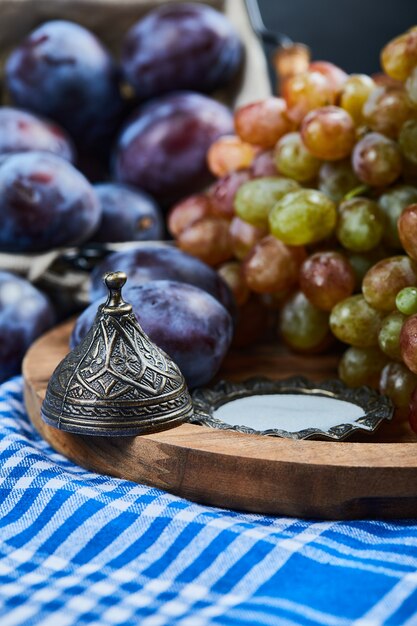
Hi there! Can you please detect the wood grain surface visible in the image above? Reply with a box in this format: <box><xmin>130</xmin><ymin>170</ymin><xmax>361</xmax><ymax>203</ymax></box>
<box><xmin>23</xmin><ymin>320</ymin><xmax>417</xmax><ymax>520</ymax></box>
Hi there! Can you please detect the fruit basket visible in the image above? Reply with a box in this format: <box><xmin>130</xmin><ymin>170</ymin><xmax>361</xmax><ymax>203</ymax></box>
<box><xmin>2</xmin><ymin>0</ymin><xmax>417</xmax><ymax>520</ymax></box>
<box><xmin>0</xmin><ymin>0</ymin><xmax>271</xmax><ymax>312</ymax></box>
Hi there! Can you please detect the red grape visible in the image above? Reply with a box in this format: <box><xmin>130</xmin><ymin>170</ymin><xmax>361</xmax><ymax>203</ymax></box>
<box><xmin>362</xmin><ymin>256</ymin><xmax>417</xmax><ymax>312</ymax></box>
<box><xmin>300</xmin><ymin>251</ymin><xmax>355</xmax><ymax>311</ymax></box>
<box><xmin>209</xmin><ymin>170</ymin><xmax>252</xmax><ymax>219</ymax></box>
<box><xmin>363</xmin><ymin>86</ymin><xmax>414</xmax><ymax>139</ymax></box>
<box><xmin>243</xmin><ymin>235</ymin><xmax>306</xmax><ymax>294</ymax></box>
<box><xmin>207</xmin><ymin>135</ymin><xmax>256</xmax><ymax>177</ymax></box>
<box><xmin>283</xmin><ymin>71</ymin><xmax>337</xmax><ymax>124</ymax></box>
<box><xmin>250</xmin><ymin>150</ymin><xmax>278</xmax><ymax>177</ymax></box>
<box><xmin>234</xmin><ymin>97</ymin><xmax>294</xmax><ymax>149</ymax></box>
<box><xmin>352</xmin><ymin>132</ymin><xmax>402</xmax><ymax>187</ymax></box>
<box><xmin>168</xmin><ymin>194</ymin><xmax>213</xmax><ymax>238</ymax></box>
<box><xmin>177</xmin><ymin>217</ymin><xmax>233</xmax><ymax>266</ymax></box>
<box><xmin>308</xmin><ymin>61</ymin><xmax>348</xmax><ymax>91</ymax></box>
<box><xmin>229</xmin><ymin>217</ymin><xmax>267</xmax><ymax>260</ymax></box>
<box><xmin>301</xmin><ymin>106</ymin><xmax>355</xmax><ymax>161</ymax></box>
<box><xmin>401</xmin><ymin>314</ymin><xmax>417</xmax><ymax>374</ymax></box>
<box><xmin>380</xmin><ymin>362</ymin><xmax>417</xmax><ymax>421</ymax></box>
<box><xmin>398</xmin><ymin>204</ymin><xmax>417</xmax><ymax>260</ymax></box>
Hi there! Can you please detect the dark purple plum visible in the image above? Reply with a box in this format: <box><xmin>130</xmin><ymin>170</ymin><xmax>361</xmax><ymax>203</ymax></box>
<box><xmin>90</xmin><ymin>183</ymin><xmax>164</xmax><ymax>243</ymax></box>
<box><xmin>89</xmin><ymin>245</ymin><xmax>235</xmax><ymax>316</ymax></box>
<box><xmin>0</xmin><ymin>152</ymin><xmax>101</xmax><ymax>252</ymax></box>
<box><xmin>5</xmin><ymin>20</ymin><xmax>125</xmax><ymax>153</ymax></box>
<box><xmin>121</xmin><ymin>3</ymin><xmax>243</xmax><ymax>100</ymax></box>
<box><xmin>0</xmin><ymin>271</ymin><xmax>55</xmax><ymax>382</ymax></box>
<box><xmin>114</xmin><ymin>92</ymin><xmax>234</xmax><ymax>205</ymax></box>
<box><xmin>0</xmin><ymin>107</ymin><xmax>75</xmax><ymax>161</ymax></box>
<box><xmin>72</xmin><ymin>280</ymin><xmax>233</xmax><ymax>388</ymax></box>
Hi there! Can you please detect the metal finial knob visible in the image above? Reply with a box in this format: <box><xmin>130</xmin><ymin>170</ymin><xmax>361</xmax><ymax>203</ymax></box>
<box><xmin>102</xmin><ymin>271</ymin><xmax>132</xmax><ymax>315</ymax></box>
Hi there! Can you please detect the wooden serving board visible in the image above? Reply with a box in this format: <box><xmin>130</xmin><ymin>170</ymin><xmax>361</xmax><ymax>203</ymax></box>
<box><xmin>23</xmin><ymin>320</ymin><xmax>417</xmax><ymax>520</ymax></box>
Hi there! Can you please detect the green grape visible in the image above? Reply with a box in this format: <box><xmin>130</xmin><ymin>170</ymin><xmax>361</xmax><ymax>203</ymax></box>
<box><xmin>336</xmin><ymin>197</ymin><xmax>385</xmax><ymax>252</ymax></box>
<box><xmin>269</xmin><ymin>189</ymin><xmax>337</xmax><ymax>246</ymax></box>
<box><xmin>378</xmin><ymin>311</ymin><xmax>406</xmax><ymax>361</ymax></box>
<box><xmin>380</xmin><ymin>362</ymin><xmax>417</xmax><ymax>421</ymax></box>
<box><xmin>399</xmin><ymin>120</ymin><xmax>417</xmax><ymax>166</ymax></box>
<box><xmin>329</xmin><ymin>294</ymin><xmax>385</xmax><ymax>347</ymax></box>
<box><xmin>234</xmin><ymin>177</ymin><xmax>300</xmax><ymax>227</ymax></box>
<box><xmin>378</xmin><ymin>185</ymin><xmax>417</xmax><ymax>249</ymax></box>
<box><xmin>339</xmin><ymin>346</ymin><xmax>388</xmax><ymax>388</ymax></box>
<box><xmin>381</xmin><ymin>28</ymin><xmax>417</xmax><ymax>82</ymax></box>
<box><xmin>362</xmin><ymin>256</ymin><xmax>417</xmax><ymax>311</ymax></box>
<box><xmin>396</xmin><ymin>286</ymin><xmax>417</xmax><ymax>315</ymax></box>
<box><xmin>274</xmin><ymin>132</ymin><xmax>321</xmax><ymax>182</ymax></box>
<box><xmin>278</xmin><ymin>291</ymin><xmax>331</xmax><ymax>353</ymax></box>
<box><xmin>405</xmin><ymin>66</ymin><xmax>417</xmax><ymax>107</ymax></box>
<box><xmin>318</xmin><ymin>160</ymin><xmax>360</xmax><ymax>203</ymax></box>
<box><xmin>339</xmin><ymin>74</ymin><xmax>376</xmax><ymax>125</ymax></box>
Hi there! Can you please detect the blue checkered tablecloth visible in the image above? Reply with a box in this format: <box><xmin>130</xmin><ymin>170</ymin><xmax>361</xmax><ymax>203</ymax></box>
<box><xmin>0</xmin><ymin>377</ymin><xmax>417</xmax><ymax>626</ymax></box>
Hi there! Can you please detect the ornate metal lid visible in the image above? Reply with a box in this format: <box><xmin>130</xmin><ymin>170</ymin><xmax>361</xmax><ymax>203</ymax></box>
<box><xmin>41</xmin><ymin>271</ymin><xmax>193</xmax><ymax>436</ymax></box>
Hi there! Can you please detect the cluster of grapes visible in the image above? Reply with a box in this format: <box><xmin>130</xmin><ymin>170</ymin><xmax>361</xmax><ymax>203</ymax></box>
<box><xmin>168</xmin><ymin>26</ymin><xmax>417</xmax><ymax>430</ymax></box>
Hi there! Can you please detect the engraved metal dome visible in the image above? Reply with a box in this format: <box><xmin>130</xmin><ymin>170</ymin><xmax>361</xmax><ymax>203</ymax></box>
<box><xmin>41</xmin><ymin>271</ymin><xmax>194</xmax><ymax>436</ymax></box>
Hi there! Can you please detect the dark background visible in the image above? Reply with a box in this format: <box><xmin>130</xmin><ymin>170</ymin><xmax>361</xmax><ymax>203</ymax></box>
<box><xmin>257</xmin><ymin>0</ymin><xmax>417</xmax><ymax>74</ymax></box>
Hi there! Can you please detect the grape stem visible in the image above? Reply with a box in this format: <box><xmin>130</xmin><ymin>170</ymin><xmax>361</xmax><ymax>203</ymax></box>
<box><xmin>344</xmin><ymin>185</ymin><xmax>371</xmax><ymax>201</ymax></box>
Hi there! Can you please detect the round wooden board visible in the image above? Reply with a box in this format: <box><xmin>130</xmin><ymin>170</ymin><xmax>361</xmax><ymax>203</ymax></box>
<box><xmin>23</xmin><ymin>320</ymin><xmax>417</xmax><ymax>520</ymax></box>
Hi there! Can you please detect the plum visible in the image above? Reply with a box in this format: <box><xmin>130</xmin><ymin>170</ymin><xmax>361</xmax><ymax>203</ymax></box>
<box><xmin>0</xmin><ymin>107</ymin><xmax>75</xmax><ymax>162</ymax></box>
<box><xmin>5</xmin><ymin>20</ymin><xmax>125</xmax><ymax>154</ymax></box>
<box><xmin>0</xmin><ymin>271</ymin><xmax>55</xmax><ymax>382</ymax></box>
<box><xmin>90</xmin><ymin>183</ymin><xmax>164</xmax><ymax>243</ymax></box>
<box><xmin>71</xmin><ymin>280</ymin><xmax>233</xmax><ymax>388</ymax></box>
<box><xmin>0</xmin><ymin>152</ymin><xmax>101</xmax><ymax>252</ymax></box>
<box><xmin>114</xmin><ymin>92</ymin><xmax>234</xmax><ymax>205</ymax></box>
<box><xmin>89</xmin><ymin>245</ymin><xmax>235</xmax><ymax>316</ymax></box>
<box><xmin>121</xmin><ymin>3</ymin><xmax>243</xmax><ymax>100</ymax></box>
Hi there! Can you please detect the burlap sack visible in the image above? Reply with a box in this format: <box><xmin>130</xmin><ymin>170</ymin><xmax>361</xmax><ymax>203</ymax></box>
<box><xmin>0</xmin><ymin>0</ymin><xmax>271</xmax><ymax>309</ymax></box>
